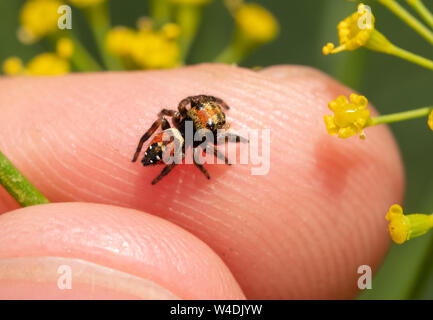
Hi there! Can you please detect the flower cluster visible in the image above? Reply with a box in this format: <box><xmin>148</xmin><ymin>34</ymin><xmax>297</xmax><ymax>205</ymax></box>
<box><xmin>18</xmin><ymin>0</ymin><xmax>65</xmax><ymax>44</ymax></box>
<box><xmin>2</xmin><ymin>0</ymin><xmax>279</xmax><ymax>75</ymax></box>
<box><xmin>106</xmin><ymin>22</ymin><xmax>181</xmax><ymax>70</ymax></box>
<box><xmin>2</xmin><ymin>38</ymin><xmax>74</xmax><ymax>76</ymax></box>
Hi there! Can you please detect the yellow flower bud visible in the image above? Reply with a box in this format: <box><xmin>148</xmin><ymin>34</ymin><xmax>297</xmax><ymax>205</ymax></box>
<box><xmin>130</xmin><ymin>32</ymin><xmax>180</xmax><ymax>69</ymax></box>
<box><xmin>19</xmin><ymin>0</ymin><xmax>64</xmax><ymax>42</ymax></box>
<box><xmin>26</xmin><ymin>53</ymin><xmax>70</xmax><ymax>76</ymax></box>
<box><xmin>106</xmin><ymin>27</ymin><xmax>137</xmax><ymax>57</ymax></box>
<box><xmin>234</xmin><ymin>3</ymin><xmax>279</xmax><ymax>44</ymax></box>
<box><xmin>56</xmin><ymin>38</ymin><xmax>74</xmax><ymax>59</ymax></box>
<box><xmin>324</xmin><ymin>93</ymin><xmax>371</xmax><ymax>139</ymax></box>
<box><xmin>162</xmin><ymin>23</ymin><xmax>181</xmax><ymax>40</ymax></box>
<box><xmin>2</xmin><ymin>57</ymin><xmax>24</xmax><ymax>76</ymax></box>
<box><xmin>386</xmin><ymin>204</ymin><xmax>433</xmax><ymax>244</ymax></box>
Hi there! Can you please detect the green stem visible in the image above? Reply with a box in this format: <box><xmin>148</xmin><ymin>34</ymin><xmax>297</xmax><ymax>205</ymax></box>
<box><xmin>367</xmin><ymin>106</ymin><xmax>433</xmax><ymax>126</ymax></box>
<box><xmin>405</xmin><ymin>181</ymin><xmax>433</xmax><ymax>299</ymax></box>
<box><xmin>390</xmin><ymin>45</ymin><xmax>433</xmax><ymax>70</ymax></box>
<box><xmin>0</xmin><ymin>151</ymin><xmax>49</xmax><ymax>207</ymax></box>
<box><xmin>175</xmin><ymin>4</ymin><xmax>203</xmax><ymax>63</ymax></box>
<box><xmin>50</xmin><ymin>33</ymin><xmax>102</xmax><ymax>72</ymax></box>
<box><xmin>378</xmin><ymin>0</ymin><xmax>433</xmax><ymax>46</ymax></box>
<box><xmin>69</xmin><ymin>33</ymin><xmax>102</xmax><ymax>72</ymax></box>
<box><xmin>84</xmin><ymin>2</ymin><xmax>123</xmax><ymax>70</ymax></box>
<box><xmin>150</xmin><ymin>0</ymin><xmax>172</xmax><ymax>28</ymax></box>
<box><xmin>406</xmin><ymin>235</ymin><xmax>433</xmax><ymax>299</ymax></box>
<box><xmin>214</xmin><ymin>45</ymin><xmax>239</xmax><ymax>64</ymax></box>
<box><xmin>406</xmin><ymin>0</ymin><xmax>433</xmax><ymax>30</ymax></box>
<box><xmin>214</xmin><ymin>31</ymin><xmax>257</xmax><ymax>64</ymax></box>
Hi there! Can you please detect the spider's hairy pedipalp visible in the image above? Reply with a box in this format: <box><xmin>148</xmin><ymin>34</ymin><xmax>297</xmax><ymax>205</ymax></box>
<box><xmin>132</xmin><ymin>117</ymin><xmax>169</xmax><ymax>162</ymax></box>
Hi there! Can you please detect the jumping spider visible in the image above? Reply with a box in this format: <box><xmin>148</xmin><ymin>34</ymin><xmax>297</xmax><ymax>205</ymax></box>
<box><xmin>132</xmin><ymin>95</ymin><xmax>248</xmax><ymax>184</ymax></box>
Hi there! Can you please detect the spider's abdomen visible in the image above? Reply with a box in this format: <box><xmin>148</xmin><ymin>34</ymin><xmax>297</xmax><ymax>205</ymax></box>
<box><xmin>187</xmin><ymin>101</ymin><xmax>226</xmax><ymax>132</ymax></box>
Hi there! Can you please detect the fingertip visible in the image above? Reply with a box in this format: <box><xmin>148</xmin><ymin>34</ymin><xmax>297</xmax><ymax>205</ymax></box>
<box><xmin>258</xmin><ymin>64</ymin><xmax>330</xmax><ymax>81</ymax></box>
<box><xmin>0</xmin><ymin>202</ymin><xmax>245</xmax><ymax>300</ymax></box>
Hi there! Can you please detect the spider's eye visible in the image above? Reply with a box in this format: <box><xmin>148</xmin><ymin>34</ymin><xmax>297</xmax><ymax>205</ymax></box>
<box><xmin>206</xmin><ymin>119</ymin><xmax>215</xmax><ymax>131</ymax></box>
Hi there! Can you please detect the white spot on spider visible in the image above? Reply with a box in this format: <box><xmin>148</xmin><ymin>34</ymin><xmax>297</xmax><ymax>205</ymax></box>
<box><xmin>156</xmin><ymin>155</ymin><xmax>160</xmax><ymax>160</ymax></box>
<box><xmin>149</xmin><ymin>160</ymin><xmax>153</xmax><ymax>164</ymax></box>
<box><xmin>149</xmin><ymin>145</ymin><xmax>153</xmax><ymax>150</ymax></box>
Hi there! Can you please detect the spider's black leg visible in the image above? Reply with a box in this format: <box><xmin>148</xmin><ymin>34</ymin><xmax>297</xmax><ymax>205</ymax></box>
<box><xmin>161</xmin><ymin>117</ymin><xmax>171</xmax><ymax>130</ymax></box>
<box><xmin>193</xmin><ymin>148</ymin><xmax>210</xmax><ymax>179</ymax></box>
<box><xmin>212</xmin><ymin>96</ymin><xmax>230</xmax><ymax>110</ymax></box>
<box><xmin>132</xmin><ymin>117</ymin><xmax>169</xmax><ymax>162</ymax></box>
<box><xmin>151</xmin><ymin>163</ymin><xmax>177</xmax><ymax>185</ymax></box>
<box><xmin>159</xmin><ymin>109</ymin><xmax>181</xmax><ymax>126</ymax></box>
<box><xmin>205</xmin><ymin>144</ymin><xmax>231</xmax><ymax>166</ymax></box>
<box><xmin>190</xmin><ymin>95</ymin><xmax>230</xmax><ymax>109</ymax></box>
<box><xmin>178</xmin><ymin>97</ymin><xmax>192</xmax><ymax>116</ymax></box>
<box><xmin>216</xmin><ymin>132</ymin><xmax>249</xmax><ymax>144</ymax></box>
<box><xmin>194</xmin><ymin>163</ymin><xmax>210</xmax><ymax>179</ymax></box>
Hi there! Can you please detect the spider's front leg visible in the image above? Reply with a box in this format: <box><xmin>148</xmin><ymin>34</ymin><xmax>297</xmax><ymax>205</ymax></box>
<box><xmin>190</xmin><ymin>95</ymin><xmax>231</xmax><ymax>110</ymax></box>
<box><xmin>159</xmin><ymin>109</ymin><xmax>182</xmax><ymax>126</ymax></box>
<box><xmin>216</xmin><ymin>132</ymin><xmax>249</xmax><ymax>144</ymax></box>
<box><xmin>151</xmin><ymin>144</ymin><xmax>185</xmax><ymax>184</ymax></box>
<box><xmin>205</xmin><ymin>144</ymin><xmax>232</xmax><ymax>165</ymax></box>
<box><xmin>158</xmin><ymin>97</ymin><xmax>193</xmax><ymax>124</ymax></box>
<box><xmin>211</xmin><ymin>96</ymin><xmax>230</xmax><ymax>110</ymax></box>
<box><xmin>132</xmin><ymin>117</ymin><xmax>170</xmax><ymax>162</ymax></box>
<box><xmin>152</xmin><ymin>163</ymin><xmax>177</xmax><ymax>185</ymax></box>
<box><xmin>193</xmin><ymin>147</ymin><xmax>211</xmax><ymax>179</ymax></box>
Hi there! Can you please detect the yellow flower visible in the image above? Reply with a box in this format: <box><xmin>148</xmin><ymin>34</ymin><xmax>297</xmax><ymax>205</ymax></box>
<box><xmin>162</xmin><ymin>23</ymin><xmax>181</xmax><ymax>40</ymax></box>
<box><xmin>2</xmin><ymin>57</ymin><xmax>25</xmax><ymax>76</ymax></box>
<box><xmin>3</xmin><ymin>54</ymin><xmax>70</xmax><ymax>77</ymax></box>
<box><xmin>68</xmin><ymin>0</ymin><xmax>105</xmax><ymax>7</ymax></box>
<box><xmin>428</xmin><ymin>110</ymin><xmax>433</xmax><ymax>131</ymax></box>
<box><xmin>106</xmin><ymin>23</ymin><xmax>181</xmax><ymax>70</ymax></box>
<box><xmin>323</xmin><ymin>3</ymin><xmax>394</xmax><ymax>55</ymax></box>
<box><xmin>106</xmin><ymin>27</ymin><xmax>137</xmax><ymax>57</ymax></box>
<box><xmin>26</xmin><ymin>53</ymin><xmax>70</xmax><ymax>75</ymax></box>
<box><xmin>56</xmin><ymin>37</ymin><xmax>74</xmax><ymax>59</ymax></box>
<box><xmin>386</xmin><ymin>204</ymin><xmax>433</xmax><ymax>244</ymax></box>
<box><xmin>234</xmin><ymin>3</ymin><xmax>279</xmax><ymax>44</ymax></box>
<box><xmin>324</xmin><ymin>93</ymin><xmax>371</xmax><ymax>139</ymax></box>
<box><xmin>19</xmin><ymin>0</ymin><xmax>64</xmax><ymax>43</ymax></box>
<box><xmin>131</xmin><ymin>32</ymin><xmax>180</xmax><ymax>69</ymax></box>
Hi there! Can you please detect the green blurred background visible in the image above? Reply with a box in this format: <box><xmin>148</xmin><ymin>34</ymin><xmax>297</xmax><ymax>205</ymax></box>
<box><xmin>1</xmin><ymin>0</ymin><xmax>433</xmax><ymax>299</ymax></box>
